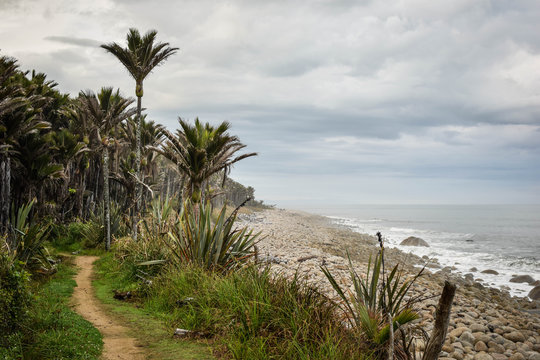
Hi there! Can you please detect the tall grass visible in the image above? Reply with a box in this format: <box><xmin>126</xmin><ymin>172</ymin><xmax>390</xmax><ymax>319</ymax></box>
<box><xmin>97</xmin><ymin>253</ymin><xmax>368</xmax><ymax>359</ymax></box>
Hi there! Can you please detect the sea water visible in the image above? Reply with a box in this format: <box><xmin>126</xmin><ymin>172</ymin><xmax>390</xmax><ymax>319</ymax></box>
<box><xmin>305</xmin><ymin>204</ymin><xmax>540</xmax><ymax>298</ymax></box>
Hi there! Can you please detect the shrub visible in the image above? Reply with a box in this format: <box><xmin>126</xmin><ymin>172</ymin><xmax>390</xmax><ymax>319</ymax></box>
<box><xmin>0</xmin><ymin>251</ymin><xmax>32</xmax><ymax>347</ymax></box>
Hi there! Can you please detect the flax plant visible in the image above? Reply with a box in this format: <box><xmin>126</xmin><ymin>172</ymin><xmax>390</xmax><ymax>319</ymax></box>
<box><xmin>165</xmin><ymin>201</ymin><xmax>259</xmax><ymax>272</ymax></box>
<box><xmin>322</xmin><ymin>247</ymin><xmax>424</xmax><ymax>359</ymax></box>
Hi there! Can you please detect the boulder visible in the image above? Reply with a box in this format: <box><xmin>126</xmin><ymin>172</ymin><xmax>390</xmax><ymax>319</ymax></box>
<box><xmin>510</xmin><ymin>275</ymin><xmax>535</xmax><ymax>284</ymax></box>
<box><xmin>400</xmin><ymin>236</ymin><xmax>429</xmax><ymax>247</ymax></box>
<box><xmin>482</xmin><ymin>269</ymin><xmax>499</xmax><ymax>275</ymax></box>
<box><xmin>528</xmin><ymin>286</ymin><xmax>540</xmax><ymax>301</ymax></box>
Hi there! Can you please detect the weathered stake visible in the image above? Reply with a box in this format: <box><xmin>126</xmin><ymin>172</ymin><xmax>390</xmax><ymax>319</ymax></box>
<box><xmin>422</xmin><ymin>281</ymin><xmax>457</xmax><ymax>360</ymax></box>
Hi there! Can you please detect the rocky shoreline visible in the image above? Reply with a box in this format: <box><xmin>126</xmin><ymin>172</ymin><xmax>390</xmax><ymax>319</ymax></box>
<box><xmin>239</xmin><ymin>208</ymin><xmax>540</xmax><ymax>360</ymax></box>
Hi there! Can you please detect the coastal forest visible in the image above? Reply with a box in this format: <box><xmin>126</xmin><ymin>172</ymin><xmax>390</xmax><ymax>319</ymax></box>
<box><xmin>1</xmin><ymin>29</ymin><xmax>455</xmax><ymax>360</ymax></box>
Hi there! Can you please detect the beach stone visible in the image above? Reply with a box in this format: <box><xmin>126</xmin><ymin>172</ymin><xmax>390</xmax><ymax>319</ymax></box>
<box><xmin>475</xmin><ymin>334</ymin><xmax>493</xmax><ymax>344</ymax></box>
<box><xmin>510</xmin><ymin>275</ymin><xmax>535</xmax><ymax>284</ymax></box>
<box><xmin>452</xmin><ymin>351</ymin><xmax>465</xmax><ymax>360</ymax></box>
<box><xmin>528</xmin><ymin>286</ymin><xmax>540</xmax><ymax>300</ymax></box>
<box><xmin>461</xmin><ymin>331</ymin><xmax>476</xmax><ymax>345</ymax></box>
<box><xmin>509</xmin><ymin>353</ymin><xmax>525</xmax><ymax>360</ymax></box>
<box><xmin>452</xmin><ymin>327</ymin><xmax>470</xmax><ymax>338</ymax></box>
<box><xmin>488</xmin><ymin>341</ymin><xmax>506</xmax><ymax>354</ymax></box>
<box><xmin>470</xmin><ymin>267</ymin><xmax>478</xmax><ymax>272</ymax></box>
<box><xmin>491</xmin><ymin>355</ymin><xmax>508</xmax><ymax>360</ymax></box>
<box><xmin>443</xmin><ymin>344</ymin><xmax>455</xmax><ymax>353</ymax></box>
<box><xmin>482</xmin><ymin>270</ymin><xmax>500</xmax><ymax>275</ymax></box>
<box><xmin>526</xmin><ymin>352</ymin><xmax>540</xmax><ymax>360</ymax></box>
<box><xmin>476</xmin><ymin>341</ymin><xmax>489</xmax><ymax>352</ymax></box>
<box><xmin>474</xmin><ymin>352</ymin><xmax>493</xmax><ymax>360</ymax></box>
<box><xmin>400</xmin><ymin>236</ymin><xmax>429</xmax><ymax>247</ymax></box>
<box><xmin>505</xmin><ymin>331</ymin><xmax>526</xmax><ymax>343</ymax></box>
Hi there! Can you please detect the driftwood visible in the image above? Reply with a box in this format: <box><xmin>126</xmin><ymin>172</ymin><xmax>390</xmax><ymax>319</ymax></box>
<box><xmin>422</xmin><ymin>281</ymin><xmax>457</xmax><ymax>360</ymax></box>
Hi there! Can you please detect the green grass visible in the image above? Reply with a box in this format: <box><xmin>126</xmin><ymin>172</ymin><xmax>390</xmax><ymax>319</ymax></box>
<box><xmin>94</xmin><ymin>253</ymin><xmax>369</xmax><ymax>360</ymax></box>
<box><xmin>93</xmin><ymin>253</ymin><xmax>215</xmax><ymax>360</ymax></box>
<box><xmin>10</xmin><ymin>258</ymin><xmax>103</xmax><ymax>360</ymax></box>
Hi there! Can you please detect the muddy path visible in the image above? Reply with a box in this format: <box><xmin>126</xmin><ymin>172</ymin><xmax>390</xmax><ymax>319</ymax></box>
<box><xmin>72</xmin><ymin>256</ymin><xmax>146</xmax><ymax>360</ymax></box>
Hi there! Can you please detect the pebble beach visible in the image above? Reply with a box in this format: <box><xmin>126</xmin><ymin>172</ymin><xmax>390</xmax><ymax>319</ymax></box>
<box><xmin>239</xmin><ymin>208</ymin><xmax>540</xmax><ymax>360</ymax></box>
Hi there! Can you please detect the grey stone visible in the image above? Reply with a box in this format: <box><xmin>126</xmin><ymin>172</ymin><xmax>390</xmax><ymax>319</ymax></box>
<box><xmin>400</xmin><ymin>236</ymin><xmax>430</xmax><ymax>247</ymax></box>
<box><xmin>482</xmin><ymin>269</ymin><xmax>500</xmax><ymax>275</ymax></box>
<box><xmin>510</xmin><ymin>275</ymin><xmax>535</xmax><ymax>284</ymax></box>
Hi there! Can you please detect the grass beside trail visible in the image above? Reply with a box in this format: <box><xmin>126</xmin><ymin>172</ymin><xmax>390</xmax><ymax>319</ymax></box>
<box><xmin>13</xmin><ymin>258</ymin><xmax>103</xmax><ymax>360</ymax></box>
<box><xmin>94</xmin><ymin>252</ymin><xmax>367</xmax><ymax>360</ymax></box>
<box><xmin>93</xmin><ymin>254</ymin><xmax>215</xmax><ymax>360</ymax></box>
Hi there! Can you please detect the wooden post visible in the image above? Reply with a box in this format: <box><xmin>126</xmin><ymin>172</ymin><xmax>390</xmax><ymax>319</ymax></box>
<box><xmin>422</xmin><ymin>281</ymin><xmax>456</xmax><ymax>360</ymax></box>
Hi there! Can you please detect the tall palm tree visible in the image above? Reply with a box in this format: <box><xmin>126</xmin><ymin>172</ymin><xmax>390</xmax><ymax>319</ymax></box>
<box><xmin>157</xmin><ymin>118</ymin><xmax>257</xmax><ymax>203</ymax></box>
<box><xmin>77</xmin><ymin>87</ymin><xmax>136</xmax><ymax>250</ymax></box>
<box><xmin>101</xmin><ymin>28</ymin><xmax>178</xmax><ymax>239</ymax></box>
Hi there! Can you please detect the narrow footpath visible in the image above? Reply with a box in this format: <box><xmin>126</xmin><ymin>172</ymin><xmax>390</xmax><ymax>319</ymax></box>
<box><xmin>72</xmin><ymin>256</ymin><xmax>146</xmax><ymax>360</ymax></box>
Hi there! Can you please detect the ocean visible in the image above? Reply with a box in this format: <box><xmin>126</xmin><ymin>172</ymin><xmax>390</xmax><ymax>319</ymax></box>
<box><xmin>304</xmin><ymin>204</ymin><xmax>540</xmax><ymax>298</ymax></box>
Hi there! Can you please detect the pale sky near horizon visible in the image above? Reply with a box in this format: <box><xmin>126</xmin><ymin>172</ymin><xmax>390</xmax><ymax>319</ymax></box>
<box><xmin>1</xmin><ymin>0</ymin><xmax>539</xmax><ymax>208</ymax></box>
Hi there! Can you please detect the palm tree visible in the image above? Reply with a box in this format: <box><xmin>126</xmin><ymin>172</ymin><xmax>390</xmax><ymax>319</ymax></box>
<box><xmin>101</xmin><ymin>28</ymin><xmax>178</xmax><ymax>239</ymax></box>
<box><xmin>0</xmin><ymin>55</ymin><xmax>50</xmax><ymax>232</ymax></box>
<box><xmin>76</xmin><ymin>87</ymin><xmax>136</xmax><ymax>250</ymax></box>
<box><xmin>157</xmin><ymin>118</ymin><xmax>257</xmax><ymax>203</ymax></box>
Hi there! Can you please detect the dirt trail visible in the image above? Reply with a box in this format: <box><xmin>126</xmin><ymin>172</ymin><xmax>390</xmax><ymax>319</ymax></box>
<box><xmin>72</xmin><ymin>256</ymin><xmax>146</xmax><ymax>360</ymax></box>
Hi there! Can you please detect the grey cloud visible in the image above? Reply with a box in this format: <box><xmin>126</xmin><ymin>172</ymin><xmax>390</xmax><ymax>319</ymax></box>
<box><xmin>44</xmin><ymin>36</ymin><xmax>101</xmax><ymax>48</ymax></box>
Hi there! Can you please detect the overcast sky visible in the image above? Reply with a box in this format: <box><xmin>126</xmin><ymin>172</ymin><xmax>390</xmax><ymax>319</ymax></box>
<box><xmin>1</xmin><ymin>0</ymin><xmax>539</xmax><ymax>207</ymax></box>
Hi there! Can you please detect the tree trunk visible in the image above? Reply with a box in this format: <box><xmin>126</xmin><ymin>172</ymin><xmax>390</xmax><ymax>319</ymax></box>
<box><xmin>103</xmin><ymin>147</ymin><xmax>111</xmax><ymax>251</ymax></box>
<box><xmin>423</xmin><ymin>281</ymin><xmax>457</xmax><ymax>360</ymax></box>
<box><xmin>133</xmin><ymin>90</ymin><xmax>142</xmax><ymax>240</ymax></box>
<box><xmin>0</xmin><ymin>154</ymin><xmax>10</xmax><ymax>234</ymax></box>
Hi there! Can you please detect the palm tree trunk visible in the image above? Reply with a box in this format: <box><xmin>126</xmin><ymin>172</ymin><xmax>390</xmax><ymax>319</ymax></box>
<box><xmin>0</xmin><ymin>153</ymin><xmax>10</xmax><ymax>234</ymax></box>
<box><xmin>103</xmin><ymin>147</ymin><xmax>111</xmax><ymax>250</ymax></box>
<box><xmin>134</xmin><ymin>90</ymin><xmax>142</xmax><ymax>240</ymax></box>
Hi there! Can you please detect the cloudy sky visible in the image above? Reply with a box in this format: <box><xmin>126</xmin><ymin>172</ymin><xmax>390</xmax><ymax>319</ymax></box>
<box><xmin>1</xmin><ymin>0</ymin><xmax>539</xmax><ymax>207</ymax></box>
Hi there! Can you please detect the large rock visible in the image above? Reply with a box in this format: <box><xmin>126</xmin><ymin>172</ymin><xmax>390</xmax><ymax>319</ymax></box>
<box><xmin>400</xmin><ymin>236</ymin><xmax>429</xmax><ymax>247</ymax></box>
<box><xmin>528</xmin><ymin>286</ymin><xmax>540</xmax><ymax>300</ymax></box>
<box><xmin>482</xmin><ymin>269</ymin><xmax>499</xmax><ymax>275</ymax></box>
<box><xmin>509</xmin><ymin>275</ymin><xmax>535</xmax><ymax>284</ymax></box>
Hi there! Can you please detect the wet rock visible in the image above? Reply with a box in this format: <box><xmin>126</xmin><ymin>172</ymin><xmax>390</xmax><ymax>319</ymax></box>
<box><xmin>482</xmin><ymin>269</ymin><xmax>499</xmax><ymax>275</ymax></box>
<box><xmin>528</xmin><ymin>286</ymin><xmax>540</xmax><ymax>301</ymax></box>
<box><xmin>400</xmin><ymin>236</ymin><xmax>429</xmax><ymax>247</ymax></box>
<box><xmin>510</xmin><ymin>275</ymin><xmax>535</xmax><ymax>284</ymax></box>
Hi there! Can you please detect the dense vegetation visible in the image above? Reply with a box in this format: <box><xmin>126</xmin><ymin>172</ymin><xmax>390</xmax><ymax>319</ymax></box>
<box><xmin>1</xmin><ymin>28</ymin><xmax>439</xmax><ymax>359</ymax></box>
